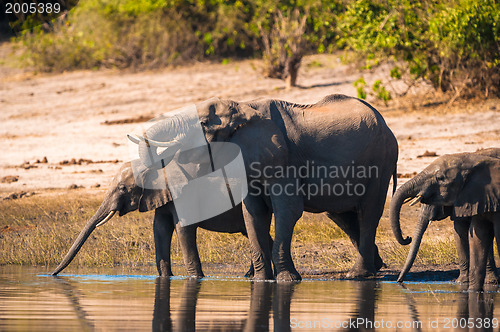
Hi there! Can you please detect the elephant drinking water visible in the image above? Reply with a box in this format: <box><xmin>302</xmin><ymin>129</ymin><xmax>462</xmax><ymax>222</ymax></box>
<box><xmin>53</xmin><ymin>94</ymin><xmax>398</xmax><ymax>281</ymax></box>
<box><xmin>391</xmin><ymin>148</ymin><xmax>500</xmax><ymax>291</ymax></box>
<box><xmin>126</xmin><ymin>94</ymin><xmax>398</xmax><ymax>280</ymax></box>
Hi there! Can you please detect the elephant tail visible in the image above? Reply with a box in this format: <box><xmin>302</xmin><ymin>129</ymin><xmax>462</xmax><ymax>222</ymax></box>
<box><xmin>392</xmin><ymin>168</ymin><xmax>397</xmax><ymax>195</ymax></box>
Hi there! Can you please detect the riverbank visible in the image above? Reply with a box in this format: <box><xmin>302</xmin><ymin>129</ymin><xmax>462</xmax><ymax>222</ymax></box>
<box><xmin>1</xmin><ymin>47</ymin><xmax>499</xmax><ymax>276</ymax></box>
<box><xmin>0</xmin><ymin>189</ymin><xmax>469</xmax><ymax>278</ymax></box>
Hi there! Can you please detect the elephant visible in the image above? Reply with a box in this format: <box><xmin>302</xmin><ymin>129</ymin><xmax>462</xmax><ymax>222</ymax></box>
<box><xmin>390</xmin><ymin>148</ymin><xmax>500</xmax><ymax>291</ymax></box>
<box><xmin>51</xmin><ymin>161</ymin><xmax>273</xmax><ymax>277</ymax></box>
<box><xmin>127</xmin><ymin>94</ymin><xmax>399</xmax><ymax>281</ymax></box>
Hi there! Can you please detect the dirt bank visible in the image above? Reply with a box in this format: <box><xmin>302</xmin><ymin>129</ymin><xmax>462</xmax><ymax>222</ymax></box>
<box><xmin>1</xmin><ymin>48</ymin><xmax>498</xmax><ymax>194</ymax></box>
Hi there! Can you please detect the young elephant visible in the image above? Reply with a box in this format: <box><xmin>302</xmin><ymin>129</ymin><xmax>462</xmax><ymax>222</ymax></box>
<box><xmin>51</xmin><ymin>162</ymin><xmax>268</xmax><ymax>277</ymax></box>
<box><xmin>390</xmin><ymin>148</ymin><xmax>500</xmax><ymax>291</ymax></box>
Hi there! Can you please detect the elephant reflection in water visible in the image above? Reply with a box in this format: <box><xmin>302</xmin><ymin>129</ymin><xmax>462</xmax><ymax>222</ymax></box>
<box><xmin>153</xmin><ymin>278</ymin><xmax>201</xmax><ymax>331</ymax></box>
<box><xmin>152</xmin><ymin>279</ymin><xmax>296</xmax><ymax>332</ymax></box>
<box><xmin>399</xmin><ymin>283</ymin><xmax>497</xmax><ymax>332</ymax></box>
<box><xmin>52</xmin><ymin>277</ymin><xmax>96</xmax><ymax>331</ymax></box>
<box><xmin>456</xmin><ymin>286</ymin><xmax>497</xmax><ymax>332</ymax></box>
<box><xmin>343</xmin><ymin>281</ymin><xmax>378</xmax><ymax>332</ymax></box>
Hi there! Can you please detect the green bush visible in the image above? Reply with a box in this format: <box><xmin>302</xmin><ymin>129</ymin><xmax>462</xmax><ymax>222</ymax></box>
<box><xmin>16</xmin><ymin>0</ymin><xmax>343</xmax><ymax>76</ymax></box>
<box><xmin>14</xmin><ymin>0</ymin><xmax>499</xmax><ymax>99</ymax></box>
<box><xmin>340</xmin><ymin>0</ymin><xmax>500</xmax><ymax>98</ymax></box>
<box><xmin>18</xmin><ymin>0</ymin><xmax>256</xmax><ymax>71</ymax></box>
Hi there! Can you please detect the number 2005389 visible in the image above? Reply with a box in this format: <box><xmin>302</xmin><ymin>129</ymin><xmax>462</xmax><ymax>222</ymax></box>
<box><xmin>5</xmin><ymin>2</ymin><xmax>61</xmax><ymax>14</ymax></box>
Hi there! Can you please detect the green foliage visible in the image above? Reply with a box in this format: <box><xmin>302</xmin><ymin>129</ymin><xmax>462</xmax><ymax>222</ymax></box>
<box><xmin>354</xmin><ymin>77</ymin><xmax>392</xmax><ymax>103</ymax></box>
<box><xmin>372</xmin><ymin>79</ymin><xmax>391</xmax><ymax>103</ymax></box>
<box><xmin>354</xmin><ymin>77</ymin><xmax>367</xmax><ymax>99</ymax></box>
<box><xmin>340</xmin><ymin>0</ymin><xmax>500</xmax><ymax>98</ymax></box>
<box><xmin>16</xmin><ymin>0</ymin><xmax>343</xmax><ymax>74</ymax></box>
<box><xmin>18</xmin><ymin>0</ymin><xmax>256</xmax><ymax>70</ymax></box>
<box><xmin>14</xmin><ymin>0</ymin><xmax>499</xmax><ymax>98</ymax></box>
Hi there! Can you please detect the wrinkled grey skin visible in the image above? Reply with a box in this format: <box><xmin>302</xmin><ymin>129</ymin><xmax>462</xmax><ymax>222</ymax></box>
<box><xmin>51</xmin><ymin>162</ymin><xmax>268</xmax><ymax>277</ymax></box>
<box><xmin>391</xmin><ymin>148</ymin><xmax>500</xmax><ymax>291</ymax></box>
<box><xmin>194</xmin><ymin>94</ymin><xmax>398</xmax><ymax>281</ymax></box>
<box><xmin>53</xmin><ymin>94</ymin><xmax>398</xmax><ymax>280</ymax></box>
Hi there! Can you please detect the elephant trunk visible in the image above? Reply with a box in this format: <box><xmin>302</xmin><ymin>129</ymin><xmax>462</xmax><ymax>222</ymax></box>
<box><xmin>397</xmin><ymin>204</ymin><xmax>433</xmax><ymax>282</ymax></box>
<box><xmin>390</xmin><ymin>173</ymin><xmax>427</xmax><ymax>245</ymax></box>
<box><xmin>51</xmin><ymin>203</ymin><xmax>116</xmax><ymax>276</ymax></box>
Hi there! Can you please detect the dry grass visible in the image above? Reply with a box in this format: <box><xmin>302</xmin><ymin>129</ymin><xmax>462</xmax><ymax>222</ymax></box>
<box><xmin>0</xmin><ymin>190</ymin><xmax>468</xmax><ymax>275</ymax></box>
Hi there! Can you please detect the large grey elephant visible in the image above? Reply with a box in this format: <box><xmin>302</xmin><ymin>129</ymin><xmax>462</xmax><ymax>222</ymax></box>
<box><xmin>391</xmin><ymin>148</ymin><xmax>500</xmax><ymax>291</ymax></box>
<box><xmin>51</xmin><ymin>162</ymin><xmax>269</xmax><ymax>277</ymax></box>
<box><xmin>129</xmin><ymin>94</ymin><xmax>398</xmax><ymax>281</ymax></box>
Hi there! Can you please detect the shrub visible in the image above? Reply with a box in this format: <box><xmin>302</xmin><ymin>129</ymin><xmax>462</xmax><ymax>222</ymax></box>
<box><xmin>17</xmin><ymin>0</ymin><xmax>256</xmax><ymax>71</ymax></box>
<box><xmin>15</xmin><ymin>0</ymin><xmax>342</xmax><ymax>85</ymax></box>
<box><xmin>340</xmin><ymin>0</ymin><xmax>500</xmax><ymax>98</ymax></box>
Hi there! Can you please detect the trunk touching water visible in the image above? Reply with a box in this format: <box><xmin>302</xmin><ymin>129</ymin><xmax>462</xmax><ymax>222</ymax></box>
<box><xmin>51</xmin><ymin>203</ymin><xmax>115</xmax><ymax>276</ymax></box>
<box><xmin>397</xmin><ymin>205</ymin><xmax>433</xmax><ymax>282</ymax></box>
<box><xmin>389</xmin><ymin>172</ymin><xmax>427</xmax><ymax>245</ymax></box>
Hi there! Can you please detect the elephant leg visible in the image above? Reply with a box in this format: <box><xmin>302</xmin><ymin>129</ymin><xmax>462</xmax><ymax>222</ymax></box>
<box><xmin>347</xmin><ymin>199</ymin><xmax>384</xmax><ymax>278</ymax></box>
<box><xmin>243</xmin><ymin>232</ymin><xmax>274</xmax><ymax>278</ymax></box>
<box><xmin>243</xmin><ymin>194</ymin><xmax>273</xmax><ymax>280</ymax></box>
<box><xmin>492</xmin><ymin>213</ymin><xmax>500</xmax><ymax>283</ymax></box>
<box><xmin>485</xmin><ymin>244</ymin><xmax>499</xmax><ymax>284</ymax></box>
<box><xmin>239</xmin><ymin>230</ymin><xmax>255</xmax><ymax>278</ymax></box>
<box><xmin>327</xmin><ymin>211</ymin><xmax>360</xmax><ymax>247</ymax></box>
<box><xmin>327</xmin><ymin>211</ymin><xmax>384</xmax><ymax>271</ymax></box>
<box><xmin>453</xmin><ymin>218</ymin><xmax>471</xmax><ymax>284</ymax></box>
<box><xmin>153</xmin><ymin>208</ymin><xmax>175</xmax><ymax>277</ymax></box>
<box><xmin>271</xmin><ymin>181</ymin><xmax>303</xmax><ymax>282</ymax></box>
<box><xmin>468</xmin><ymin>215</ymin><xmax>493</xmax><ymax>291</ymax></box>
<box><xmin>175</xmin><ymin>223</ymin><xmax>204</xmax><ymax>278</ymax></box>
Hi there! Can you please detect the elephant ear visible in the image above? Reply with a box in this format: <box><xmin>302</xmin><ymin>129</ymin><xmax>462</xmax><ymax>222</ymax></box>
<box><xmin>430</xmin><ymin>205</ymin><xmax>453</xmax><ymax>221</ymax></box>
<box><xmin>135</xmin><ymin>165</ymin><xmax>173</xmax><ymax>212</ymax></box>
<box><xmin>228</xmin><ymin>106</ymin><xmax>288</xmax><ymax>176</ymax></box>
<box><xmin>206</xmin><ymin>100</ymin><xmax>266</xmax><ymax>141</ymax></box>
<box><xmin>453</xmin><ymin>159</ymin><xmax>500</xmax><ymax>218</ymax></box>
<box><xmin>139</xmin><ymin>188</ymin><xmax>172</xmax><ymax>212</ymax></box>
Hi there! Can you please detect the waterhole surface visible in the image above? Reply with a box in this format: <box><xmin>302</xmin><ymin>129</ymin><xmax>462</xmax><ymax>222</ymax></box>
<box><xmin>1</xmin><ymin>266</ymin><xmax>499</xmax><ymax>331</ymax></box>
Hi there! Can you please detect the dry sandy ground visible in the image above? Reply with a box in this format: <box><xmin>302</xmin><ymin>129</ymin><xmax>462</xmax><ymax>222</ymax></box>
<box><xmin>0</xmin><ymin>48</ymin><xmax>499</xmax><ymax>196</ymax></box>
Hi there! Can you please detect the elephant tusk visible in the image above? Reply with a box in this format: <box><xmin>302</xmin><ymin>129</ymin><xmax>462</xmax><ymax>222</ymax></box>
<box><xmin>408</xmin><ymin>195</ymin><xmax>422</xmax><ymax>206</ymax></box>
<box><xmin>96</xmin><ymin>211</ymin><xmax>116</xmax><ymax>228</ymax></box>
<box><xmin>127</xmin><ymin>134</ymin><xmax>142</xmax><ymax>144</ymax></box>
<box><xmin>145</xmin><ymin>137</ymin><xmax>180</xmax><ymax>147</ymax></box>
<box><xmin>403</xmin><ymin>196</ymin><xmax>413</xmax><ymax>204</ymax></box>
<box><xmin>127</xmin><ymin>134</ymin><xmax>180</xmax><ymax>147</ymax></box>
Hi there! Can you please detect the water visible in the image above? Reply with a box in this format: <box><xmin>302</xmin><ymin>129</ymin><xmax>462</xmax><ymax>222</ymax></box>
<box><xmin>1</xmin><ymin>266</ymin><xmax>499</xmax><ymax>331</ymax></box>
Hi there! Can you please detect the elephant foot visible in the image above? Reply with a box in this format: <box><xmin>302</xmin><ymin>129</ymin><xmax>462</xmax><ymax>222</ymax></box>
<box><xmin>375</xmin><ymin>257</ymin><xmax>386</xmax><ymax>271</ymax></box>
<box><xmin>251</xmin><ymin>270</ymin><xmax>274</xmax><ymax>281</ymax></box>
<box><xmin>346</xmin><ymin>266</ymin><xmax>376</xmax><ymax>279</ymax></box>
<box><xmin>485</xmin><ymin>271</ymin><xmax>500</xmax><ymax>284</ymax></box>
<box><xmin>186</xmin><ymin>270</ymin><xmax>205</xmax><ymax>279</ymax></box>
<box><xmin>455</xmin><ymin>273</ymin><xmax>469</xmax><ymax>284</ymax></box>
<box><xmin>276</xmin><ymin>270</ymin><xmax>302</xmax><ymax>282</ymax></box>
<box><xmin>158</xmin><ymin>261</ymin><xmax>173</xmax><ymax>277</ymax></box>
<box><xmin>468</xmin><ymin>284</ymin><xmax>484</xmax><ymax>292</ymax></box>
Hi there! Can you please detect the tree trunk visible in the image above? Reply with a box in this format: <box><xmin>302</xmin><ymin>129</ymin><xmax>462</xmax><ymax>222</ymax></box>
<box><xmin>285</xmin><ymin>56</ymin><xmax>301</xmax><ymax>89</ymax></box>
